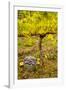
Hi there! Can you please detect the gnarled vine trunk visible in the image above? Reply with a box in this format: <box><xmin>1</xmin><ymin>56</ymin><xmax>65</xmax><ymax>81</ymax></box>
<box><xmin>39</xmin><ymin>35</ymin><xmax>44</xmax><ymax>66</ymax></box>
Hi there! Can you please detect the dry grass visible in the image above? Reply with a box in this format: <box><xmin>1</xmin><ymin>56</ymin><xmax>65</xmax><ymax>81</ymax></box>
<box><xmin>18</xmin><ymin>58</ymin><xmax>57</xmax><ymax>79</ymax></box>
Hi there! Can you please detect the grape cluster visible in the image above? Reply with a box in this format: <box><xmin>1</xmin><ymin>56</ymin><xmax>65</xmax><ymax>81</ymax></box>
<box><xmin>24</xmin><ymin>56</ymin><xmax>36</xmax><ymax>65</ymax></box>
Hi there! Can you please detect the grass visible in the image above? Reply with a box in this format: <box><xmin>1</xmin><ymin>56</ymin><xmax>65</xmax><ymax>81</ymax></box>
<box><xmin>18</xmin><ymin>36</ymin><xmax>57</xmax><ymax>79</ymax></box>
<box><xmin>18</xmin><ymin>59</ymin><xmax>57</xmax><ymax>79</ymax></box>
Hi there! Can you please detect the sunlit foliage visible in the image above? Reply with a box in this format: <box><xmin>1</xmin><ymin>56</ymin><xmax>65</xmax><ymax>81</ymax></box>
<box><xmin>18</xmin><ymin>10</ymin><xmax>58</xmax><ymax>79</ymax></box>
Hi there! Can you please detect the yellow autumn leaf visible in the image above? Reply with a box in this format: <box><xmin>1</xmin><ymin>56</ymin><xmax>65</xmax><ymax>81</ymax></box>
<box><xmin>45</xmin><ymin>55</ymin><xmax>47</xmax><ymax>59</ymax></box>
<box><xmin>19</xmin><ymin>62</ymin><xmax>24</xmax><ymax>66</ymax></box>
<box><xmin>37</xmin><ymin>58</ymin><xmax>40</xmax><ymax>61</ymax></box>
<box><xmin>37</xmin><ymin>61</ymin><xmax>40</xmax><ymax>65</ymax></box>
<box><xmin>47</xmin><ymin>34</ymin><xmax>53</xmax><ymax>40</ymax></box>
